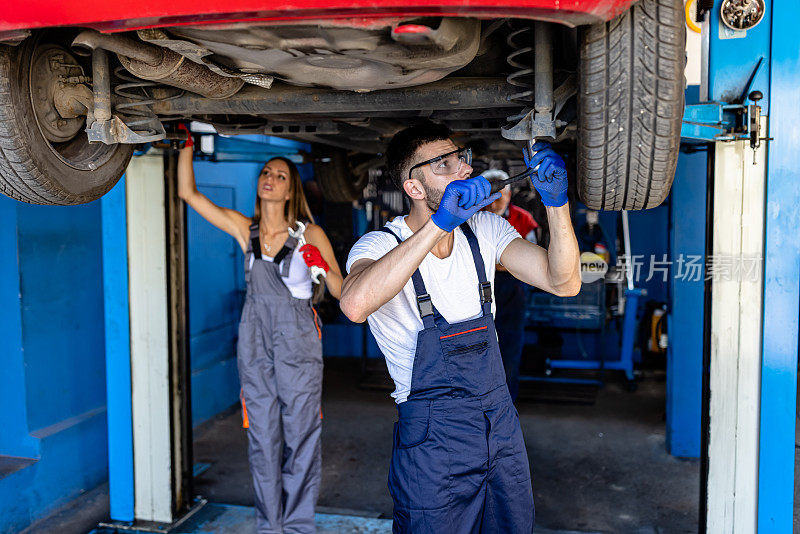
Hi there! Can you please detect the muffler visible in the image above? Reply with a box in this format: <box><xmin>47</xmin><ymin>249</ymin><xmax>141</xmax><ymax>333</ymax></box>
<box><xmin>72</xmin><ymin>29</ymin><xmax>243</xmax><ymax>99</ymax></box>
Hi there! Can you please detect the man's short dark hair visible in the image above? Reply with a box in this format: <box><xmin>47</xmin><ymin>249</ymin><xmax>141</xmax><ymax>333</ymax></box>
<box><xmin>385</xmin><ymin>121</ymin><xmax>452</xmax><ymax>193</ymax></box>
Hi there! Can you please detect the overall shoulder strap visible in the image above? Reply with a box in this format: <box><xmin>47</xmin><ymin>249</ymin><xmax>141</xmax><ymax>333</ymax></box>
<box><xmin>459</xmin><ymin>223</ymin><xmax>493</xmax><ymax>315</ymax></box>
<box><xmin>244</xmin><ymin>223</ymin><xmax>260</xmax><ymax>282</ymax></box>
<box><xmin>248</xmin><ymin>223</ymin><xmax>261</xmax><ymax>260</ymax></box>
<box><xmin>274</xmin><ymin>236</ymin><xmax>299</xmax><ymax>277</ymax></box>
<box><xmin>378</xmin><ymin>227</ymin><xmax>401</xmax><ymax>243</ymax></box>
<box><xmin>378</xmin><ymin>226</ymin><xmax>438</xmax><ymax>328</ymax></box>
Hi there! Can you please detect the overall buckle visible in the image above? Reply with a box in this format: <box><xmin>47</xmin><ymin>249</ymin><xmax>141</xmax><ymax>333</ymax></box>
<box><xmin>479</xmin><ymin>281</ymin><xmax>493</xmax><ymax>304</ymax></box>
<box><xmin>417</xmin><ymin>294</ymin><xmax>434</xmax><ymax>318</ymax></box>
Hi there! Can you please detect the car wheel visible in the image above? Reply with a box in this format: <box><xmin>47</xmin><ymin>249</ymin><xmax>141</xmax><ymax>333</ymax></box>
<box><xmin>0</xmin><ymin>32</ymin><xmax>133</xmax><ymax>205</ymax></box>
<box><xmin>313</xmin><ymin>149</ymin><xmax>369</xmax><ymax>203</ymax></box>
<box><xmin>577</xmin><ymin>0</ymin><xmax>685</xmax><ymax>210</ymax></box>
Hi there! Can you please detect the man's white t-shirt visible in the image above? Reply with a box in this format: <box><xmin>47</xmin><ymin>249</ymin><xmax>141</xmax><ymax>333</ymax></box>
<box><xmin>345</xmin><ymin>211</ymin><xmax>521</xmax><ymax>403</ymax></box>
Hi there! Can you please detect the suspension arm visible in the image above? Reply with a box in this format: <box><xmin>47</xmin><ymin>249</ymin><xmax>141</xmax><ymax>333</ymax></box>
<box><xmin>147</xmin><ymin>78</ymin><xmax>519</xmax><ymax>116</ymax></box>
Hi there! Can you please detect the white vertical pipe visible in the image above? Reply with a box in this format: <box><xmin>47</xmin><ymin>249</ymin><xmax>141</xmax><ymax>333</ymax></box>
<box><xmin>706</xmin><ymin>118</ymin><xmax>766</xmax><ymax>533</ymax></box>
<box><xmin>621</xmin><ymin>211</ymin><xmax>634</xmax><ymax>291</ymax></box>
<box><xmin>126</xmin><ymin>154</ymin><xmax>173</xmax><ymax>523</ymax></box>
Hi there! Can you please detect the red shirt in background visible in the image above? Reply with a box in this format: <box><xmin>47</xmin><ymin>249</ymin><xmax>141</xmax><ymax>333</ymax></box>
<box><xmin>506</xmin><ymin>203</ymin><xmax>538</xmax><ymax>242</ymax></box>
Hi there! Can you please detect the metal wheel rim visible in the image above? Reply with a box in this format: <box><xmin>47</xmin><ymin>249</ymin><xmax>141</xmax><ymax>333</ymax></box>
<box><xmin>28</xmin><ymin>41</ymin><xmax>119</xmax><ymax>172</ymax></box>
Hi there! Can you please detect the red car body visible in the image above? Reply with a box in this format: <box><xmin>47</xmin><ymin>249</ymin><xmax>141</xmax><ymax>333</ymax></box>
<box><xmin>1</xmin><ymin>0</ymin><xmax>635</xmax><ymax>40</ymax></box>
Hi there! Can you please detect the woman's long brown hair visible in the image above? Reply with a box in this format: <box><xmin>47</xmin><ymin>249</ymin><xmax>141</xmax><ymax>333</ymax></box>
<box><xmin>252</xmin><ymin>157</ymin><xmax>315</xmax><ymax>227</ymax></box>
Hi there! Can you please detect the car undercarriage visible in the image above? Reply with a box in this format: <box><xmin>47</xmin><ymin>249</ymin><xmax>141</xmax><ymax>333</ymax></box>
<box><xmin>0</xmin><ymin>0</ymin><xmax>685</xmax><ymax>209</ymax></box>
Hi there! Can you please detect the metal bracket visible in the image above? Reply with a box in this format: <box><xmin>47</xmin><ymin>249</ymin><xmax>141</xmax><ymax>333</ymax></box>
<box><xmin>681</xmin><ymin>96</ymin><xmax>772</xmax><ymax>164</ymax></box>
<box><xmin>95</xmin><ymin>498</ymin><xmax>208</xmax><ymax>533</ymax></box>
<box><xmin>682</xmin><ymin>59</ymin><xmax>769</xmax><ymax>146</ymax></box>
<box><xmin>681</xmin><ymin>101</ymin><xmax>749</xmax><ymax>142</ymax></box>
<box><xmin>501</xmin><ymin>74</ymin><xmax>576</xmax><ymax>141</ymax></box>
<box><xmin>502</xmin><ymin>109</ymin><xmax>558</xmax><ymax>140</ymax></box>
<box><xmin>86</xmin><ymin>114</ymin><xmax>166</xmax><ymax>144</ymax></box>
<box><xmin>681</xmin><ymin>99</ymin><xmax>766</xmax><ymax>144</ymax></box>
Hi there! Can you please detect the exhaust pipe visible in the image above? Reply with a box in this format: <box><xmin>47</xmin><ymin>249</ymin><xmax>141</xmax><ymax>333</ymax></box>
<box><xmin>72</xmin><ymin>30</ymin><xmax>243</xmax><ymax>99</ymax></box>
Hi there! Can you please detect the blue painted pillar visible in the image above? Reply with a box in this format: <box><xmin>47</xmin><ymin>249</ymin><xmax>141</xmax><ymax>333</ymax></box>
<box><xmin>666</xmin><ymin>150</ymin><xmax>707</xmax><ymax>458</ymax></box>
<box><xmin>0</xmin><ymin>198</ymin><xmax>39</xmax><ymax>459</ymax></box>
<box><xmin>101</xmin><ymin>177</ymin><xmax>134</xmax><ymax>522</ymax></box>
<box><xmin>757</xmin><ymin>0</ymin><xmax>800</xmax><ymax>529</ymax></box>
<box><xmin>706</xmin><ymin>0</ymin><xmax>771</xmax><ymax>110</ymax></box>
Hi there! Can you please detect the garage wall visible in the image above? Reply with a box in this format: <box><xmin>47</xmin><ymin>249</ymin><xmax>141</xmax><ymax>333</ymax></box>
<box><xmin>0</xmin><ymin>195</ymin><xmax>108</xmax><ymax>534</ymax></box>
<box><xmin>17</xmin><ymin>201</ymin><xmax>107</xmax><ymax>431</ymax></box>
<box><xmin>666</xmin><ymin>150</ymin><xmax>707</xmax><ymax>458</ymax></box>
<box><xmin>0</xmin><ymin>199</ymin><xmax>37</xmax><ymax>461</ymax></box>
<box><xmin>188</xmin><ymin>161</ymin><xmax>261</xmax><ymax>427</ymax></box>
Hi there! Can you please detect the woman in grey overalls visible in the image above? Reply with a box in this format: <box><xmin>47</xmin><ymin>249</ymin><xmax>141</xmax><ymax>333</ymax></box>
<box><xmin>177</xmin><ymin>130</ymin><xmax>343</xmax><ymax>533</ymax></box>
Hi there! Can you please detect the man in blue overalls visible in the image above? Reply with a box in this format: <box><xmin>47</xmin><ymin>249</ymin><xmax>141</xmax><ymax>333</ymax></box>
<box><xmin>341</xmin><ymin>122</ymin><xmax>581</xmax><ymax>533</ymax></box>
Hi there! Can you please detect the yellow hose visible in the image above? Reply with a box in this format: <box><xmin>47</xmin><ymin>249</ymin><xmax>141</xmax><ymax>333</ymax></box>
<box><xmin>685</xmin><ymin>0</ymin><xmax>702</xmax><ymax>34</ymax></box>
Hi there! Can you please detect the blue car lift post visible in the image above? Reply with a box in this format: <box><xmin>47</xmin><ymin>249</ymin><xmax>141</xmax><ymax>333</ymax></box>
<box><xmin>757</xmin><ymin>0</ymin><xmax>799</xmax><ymax>529</ymax></box>
<box><xmin>678</xmin><ymin>1</ymin><xmax>799</xmax><ymax>529</ymax></box>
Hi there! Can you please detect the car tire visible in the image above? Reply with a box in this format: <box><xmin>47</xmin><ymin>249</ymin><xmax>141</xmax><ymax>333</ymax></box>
<box><xmin>313</xmin><ymin>149</ymin><xmax>369</xmax><ymax>202</ymax></box>
<box><xmin>577</xmin><ymin>0</ymin><xmax>685</xmax><ymax>210</ymax></box>
<box><xmin>0</xmin><ymin>33</ymin><xmax>133</xmax><ymax>205</ymax></box>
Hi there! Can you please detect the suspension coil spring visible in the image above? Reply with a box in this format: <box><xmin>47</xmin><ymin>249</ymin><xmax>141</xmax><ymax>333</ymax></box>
<box><xmin>113</xmin><ymin>66</ymin><xmax>185</xmax><ymax>135</ymax></box>
<box><xmin>505</xmin><ymin>23</ymin><xmax>535</xmax><ymax>122</ymax></box>
<box><xmin>112</xmin><ymin>66</ymin><xmax>160</xmax><ymax>135</ymax></box>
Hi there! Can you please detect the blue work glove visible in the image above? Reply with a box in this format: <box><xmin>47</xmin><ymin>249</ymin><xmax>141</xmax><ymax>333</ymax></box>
<box><xmin>523</xmin><ymin>141</ymin><xmax>568</xmax><ymax>207</ymax></box>
<box><xmin>430</xmin><ymin>176</ymin><xmax>501</xmax><ymax>232</ymax></box>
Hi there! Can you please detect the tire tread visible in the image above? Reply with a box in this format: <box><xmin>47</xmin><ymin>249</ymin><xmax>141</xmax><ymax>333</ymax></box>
<box><xmin>578</xmin><ymin>0</ymin><xmax>685</xmax><ymax>211</ymax></box>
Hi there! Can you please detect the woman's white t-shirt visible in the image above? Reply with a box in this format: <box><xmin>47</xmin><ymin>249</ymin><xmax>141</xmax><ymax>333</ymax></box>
<box><xmin>249</xmin><ymin>246</ymin><xmax>313</xmax><ymax>300</ymax></box>
<box><xmin>346</xmin><ymin>211</ymin><xmax>520</xmax><ymax>403</ymax></box>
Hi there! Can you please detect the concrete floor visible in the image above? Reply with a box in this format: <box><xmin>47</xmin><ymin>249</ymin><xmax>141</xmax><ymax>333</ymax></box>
<box><xmin>193</xmin><ymin>360</ymin><xmax>699</xmax><ymax>533</ymax></box>
<box><xmin>22</xmin><ymin>359</ymin><xmax>701</xmax><ymax>534</ymax></box>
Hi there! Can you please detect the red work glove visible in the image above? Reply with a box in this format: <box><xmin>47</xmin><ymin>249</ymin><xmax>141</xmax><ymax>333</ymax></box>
<box><xmin>299</xmin><ymin>244</ymin><xmax>329</xmax><ymax>273</ymax></box>
<box><xmin>177</xmin><ymin>123</ymin><xmax>193</xmax><ymax>148</ymax></box>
